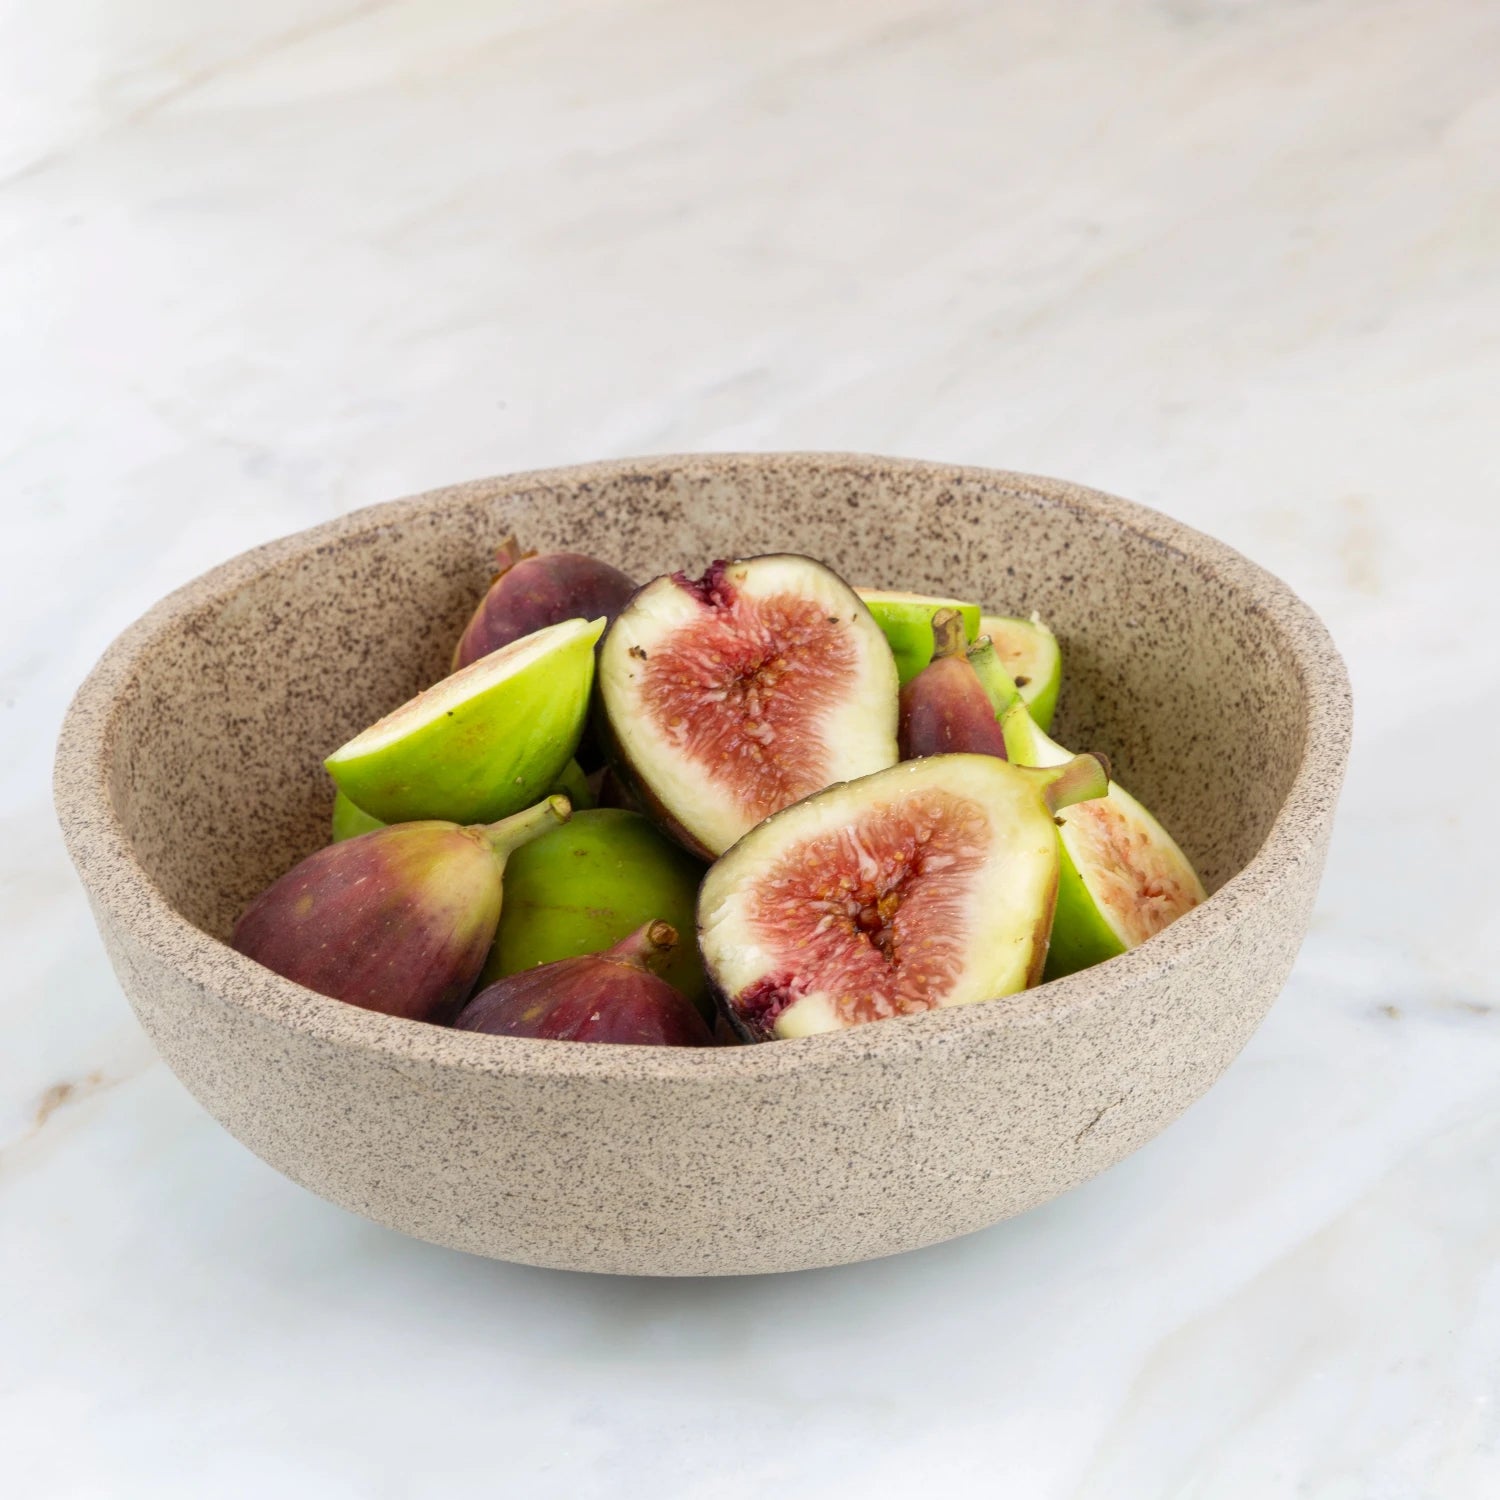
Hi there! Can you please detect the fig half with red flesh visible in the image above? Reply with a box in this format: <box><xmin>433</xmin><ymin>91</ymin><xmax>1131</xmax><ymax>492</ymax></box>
<box><xmin>698</xmin><ymin>752</ymin><xmax>1110</xmax><ymax>1040</ymax></box>
<box><xmin>598</xmin><ymin>555</ymin><xmax>900</xmax><ymax>858</ymax></box>
<box><xmin>898</xmin><ymin>609</ymin><xmax>1010</xmax><ymax>760</ymax></box>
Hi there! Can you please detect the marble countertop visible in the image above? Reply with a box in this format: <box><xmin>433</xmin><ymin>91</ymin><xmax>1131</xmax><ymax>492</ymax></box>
<box><xmin>5</xmin><ymin>1</ymin><xmax>1498</xmax><ymax>1495</ymax></box>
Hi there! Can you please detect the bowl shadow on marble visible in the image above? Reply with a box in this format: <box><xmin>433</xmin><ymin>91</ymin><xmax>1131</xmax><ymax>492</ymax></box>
<box><xmin>54</xmin><ymin>453</ymin><xmax>1352</xmax><ymax>1276</ymax></box>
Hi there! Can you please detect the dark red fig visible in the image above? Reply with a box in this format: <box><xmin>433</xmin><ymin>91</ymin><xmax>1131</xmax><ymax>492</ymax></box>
<box><xmin>898</xmin><ymin>610</ymin><xmax>1008</xmax><ymax>760</ymax></box>
<box><xmin>455</xmin><ymin>922</ymin><xmax>714</xmax><ymax>1046</ymax></box>
<box><xmin>231</xmin><ymin>797</ymin><xmax>569</xmax><ymax>1024</ymax></box>
<box><xmin>453</xmin><ymin>536</ymin><xmax>637</xmax><ymax>671</ymax></box>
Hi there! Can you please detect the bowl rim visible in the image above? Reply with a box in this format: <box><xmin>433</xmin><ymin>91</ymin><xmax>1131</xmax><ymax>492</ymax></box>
<box><xmin>54</xmin><ymin>452</ymin><xmax>1352</xmax><ymax>1083</ymax></box>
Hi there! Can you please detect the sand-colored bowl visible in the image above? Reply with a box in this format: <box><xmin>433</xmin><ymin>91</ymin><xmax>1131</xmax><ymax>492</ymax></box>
<box><xmin>54</xmin><ymin>454</ymin><xmax>1351</xmax><ymax>1276</ymax></box>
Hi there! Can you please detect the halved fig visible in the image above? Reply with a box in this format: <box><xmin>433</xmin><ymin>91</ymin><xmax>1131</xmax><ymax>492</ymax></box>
<box><xmin>698</xmin><ymin>752</ymin><xmax>1110</xmax><ymax>1040</ymax></box>
<box><xmin>598</xmin><ymin>556</ymin><xmax>900</xmax><ymax>857</ymax></box>
<box><xmin>1001</xmin><ymin>701</ymin><xmax>1205</xmax><ymax>977</ymax></box>
<box><xmin>980</xmin><ymin>613</ymin><xmax>1061</xmax><ymax>732</ymax></box>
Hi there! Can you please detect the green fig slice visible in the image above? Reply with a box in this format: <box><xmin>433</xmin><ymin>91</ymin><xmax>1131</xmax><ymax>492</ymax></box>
<box><xmin>331</xmin><ymin>789</ymin><xmax>385</xmax><ymax>843</ymax></box>
<box><xmin>232</xmin><ymin>796</ymin><xmax>570</xmax><ymax>1024</ymax></box>
<box><xmin>478</xmin><ymin>808</ymin><xmax>708</xmax><ymax>1013</ymax></box>
<box><xmin>979</xmin><ymin>613</ymin><xmax>1061</xmax><ymax>731</ymax></box>
<box><xmin>858</xmin><ymin>589</ymin><xmax>982</xmax><ymax>684</ymax></box>
<box><xmin>1001</xmin><ymin>701</ymin><xmax>1206</xmax><ymax>977</ymax></box>
<box><xmin>329</xmin><ymin>760</ymin><xmax>591</xmax><ymax>844</ymax></box>
<box><xmin>698</xmin><ymin>752</ymin><xmax>1110</xmax><ymax>1040</ymax></box>
<box><xmin>599</xmin><ymin>556</ymin><xmax>900</xmax><ymax>858</ymax></box>
<box><xmin>326</xmin><ymin>617</ymin><xmax>604</xmax><ymax>826</ymax></box>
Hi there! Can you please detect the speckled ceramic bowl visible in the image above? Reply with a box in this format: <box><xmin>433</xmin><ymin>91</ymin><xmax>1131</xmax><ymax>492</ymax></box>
<box><xmin>55</xmin><ymin>454</ymin><xmax>1350</xmax><ymax>1276</ymax></box>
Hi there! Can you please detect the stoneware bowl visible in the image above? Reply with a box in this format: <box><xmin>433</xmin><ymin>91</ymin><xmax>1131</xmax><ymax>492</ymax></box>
<box><xmin>55</xmin><ymin>454</ymin><xmax>1351</xmax><ymax>1276</ymax></box>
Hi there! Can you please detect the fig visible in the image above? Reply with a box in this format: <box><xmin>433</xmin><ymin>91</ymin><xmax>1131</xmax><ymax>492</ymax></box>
<box><xmin>857</xmin><ymin>589</ymin><xmax>982</xmax><ymax>684</ymax></box>
<box><xmin>1001</xmin><ymin>701</ymin><xmax>1205</xmax><ymax>977</ymax></box>
<box><xmin>477</xmin><ymin>808</ymin><xmax>709</xmax><ymax>1013</ymax></box>
<box><xmin>898</xmin><ymin>610</ymin><xmax>1011</xmax><ymax>760</ymax></box>
<box><xmin>232</xmin><ymin>796</ymin><xmax>570</xmax><ymax>1024</ymax></box>
<box><xmin>980</xmin><ymin>613</ymin><xmax>1061</xmax><ymax>732</ymax></box>
<box><xmin>453</xmin><ymin>536</ymin><xmax>637</xmax><ymax>671</ymax></box>
<box><xmin>456</xmin><ymin>922</ymin><xmax>714</xmax><ymax>1046</ymax></box>
<box><xmin>329</xmin><ymin>759</ymin><xmax>592</xmax><ymax>843</ymax></box>
<box><xmin>325</xmin><ymin>616</ymin><xmax>603</xmax><ymax>826</ymax></box>
<box><xmin>698</xmin><ymin>752</ymin><xmax>1111</xmax><ymax>1040</ymax></box>
<box><xmin>598</xmin><ymin>556</ymin><xmax>900</xmax><ymax>858</ymax></box>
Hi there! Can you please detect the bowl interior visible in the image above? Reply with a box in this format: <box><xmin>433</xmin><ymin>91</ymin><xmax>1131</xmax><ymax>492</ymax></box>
<box><xmin>97</xmin><ymin>457</ymin><xmax>1309</xmax><ymax>944</ymax></box>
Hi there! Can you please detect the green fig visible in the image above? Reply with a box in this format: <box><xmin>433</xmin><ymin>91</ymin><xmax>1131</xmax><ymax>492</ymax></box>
<box><xmin>979</xmin><ymin>613</ymin><xmax>1061</xmax><ymax>731</ymax></box>
<box><xmin>232</xmin><ymin>796</ymin><xmax>571</xmax><ymax>1024</ymax></box>
<box><xmin>1000</xmin><ymin>701</ymin><xmax>1205</xmax><ymax>977</ymax></box>
<box><xmin>325</xmin><ymin>616</ymin><xmax>604</xmax><ymax>826</ymax></box>
<box><xmin>331</xmin><ymin>789</ymin><xmax>385</xmax><ymax>843</ymax></box>
<box><xmin>329</xmin><ymin>760</ymin><xmax>593</xmax><ymax>843</ymax></box>
<box><xmin>478</xmin><ymin>808</ymin><xmax>708</xmax><ymax>1013</ymax></box>
<box><xmin>857</xmin><ymin>589</ymin><xmax>982</xmax><ymax>684</ymax></box>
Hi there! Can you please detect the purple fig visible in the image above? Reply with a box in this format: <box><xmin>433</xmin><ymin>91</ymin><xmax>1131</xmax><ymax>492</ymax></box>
<box><xmin>898</xmin><ymin>610</ymin><xmax>1009</xmax><ymax>760</ymax></box>
<box><xmin>455</xmin><ymin>921</ymin><xmax>714</xmax><ymax>1046</ymax></box>
<box><xmin>454</xmin><ymin>536</ymin><xmax>637</xmax><ymax>671</ymax></box>
<box><xmin>231</xmin><ymin>796</ymin><xmax>570</xmax><ymax>1024</ymax></box>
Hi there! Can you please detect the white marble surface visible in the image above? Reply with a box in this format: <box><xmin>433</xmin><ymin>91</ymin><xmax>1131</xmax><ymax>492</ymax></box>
<box><xmin>5</xmin><ymin>0</ymin><xmax>1499</xmax><ymax>1494</ymax></box>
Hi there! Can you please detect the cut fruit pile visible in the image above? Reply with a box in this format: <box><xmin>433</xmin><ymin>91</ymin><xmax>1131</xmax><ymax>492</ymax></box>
<box><xmin>231</xmin><ymin>540</ymin><xmax>1206</xmax><ymax>1047</ymax></box>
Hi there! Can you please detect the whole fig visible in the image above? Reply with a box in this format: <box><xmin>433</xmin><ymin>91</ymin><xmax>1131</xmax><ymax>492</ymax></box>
<box><xmin>454</xmin><ymin>536</ymin><xmax>637</xmax><ymax>671</ymax></box>
<box><xmin>456</xmin><ymin>922</ymin><xmax>714</xmax><ymax>1046</ymax></box>
<box><xmin>232</xmin><ymin>796</ymin><xmax>569</xmax><ymax>1024</ymax></box>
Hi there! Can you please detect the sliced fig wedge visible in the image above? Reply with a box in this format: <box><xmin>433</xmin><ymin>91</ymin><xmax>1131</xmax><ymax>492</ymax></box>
<box><xmin>1001</xmin><ymin>701</ymin><xmax>1205</xmax><ymax>977</ymax></box>
<box><xmin>598</xmin><ymin>556</ymin><xmax>899</xmax><ymax>857</ymax></box>
<box><xmin>980</xmin><ymin>613</ymin><xmax>1061</xmax><ymax>731</ymax></box>
<box><xmin>698</xmin><ymin>752</ymin><xmax>1110</xmax><ymax>1041</ymax></box>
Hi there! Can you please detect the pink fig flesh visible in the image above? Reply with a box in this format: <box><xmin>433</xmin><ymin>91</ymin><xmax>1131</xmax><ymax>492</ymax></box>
<box><xmin>454</xmin><ymin>537</ymin><xmax>636</xmax><ymax>670</ymax></box>
<box><xmin>455</xmin><ymin>921</ymin><xmax>714</xmax><ymax>1046</ymax></box>
<box><xmin>898</xmin><ymin>610</ymin><xmax>1008</xmax><ymax>760</ymax></box>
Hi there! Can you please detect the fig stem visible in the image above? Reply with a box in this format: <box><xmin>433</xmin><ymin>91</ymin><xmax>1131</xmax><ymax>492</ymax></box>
<box><xmin>1041</xmin><ymin>753</ymin><xmax>1113</xmax><ymax>814</ymax></box>
<box><xmin>930</xmin><ymin>609</ymin><xmax>968</xmax><ymax>663</ymax></box>
<box><xmin>966</xmin><ymin>636</ymin><xmax>1020</xmax><ymax>716</ymax></box>
<box><xmin>480</xmin><ymin>794</ymin><xmax>572</xmax><ymax>857</ymax></box>
<box><xmin>611</xmin><ymin>920</ymin><xmax>679</xmax><ymax>974</ymax></box>
<box><xmin>492</xmin><ymin>534</ymin><xmax>531</xmax><ymax>577</ymax></box>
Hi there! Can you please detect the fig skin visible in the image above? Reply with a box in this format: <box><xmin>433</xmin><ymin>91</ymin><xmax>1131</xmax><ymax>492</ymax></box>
<box><xmin>232</xmin><ymin>796</ymin><xmax>569</xmax><ymax>1025</ymax></box>
<box><xmin>456</xmin><ymin>922</ymin><xmax>714</xmax><ymax>1046</ymax></box>
<box><xmin>478</xmin><ymin>807</ymin><xmax>709</xmax><ymax>1013</ymax></box>
<box><xmin>454</xmin><ymin>537</ymin><xmax>637</xmax><ymax>671</ymax></box>
<box><xmin>898</xmin><ymin>611</ymin><xmax>1009</xmax><ymax>760</ymax></box>
<box><xmin>330</xmin><ymin>761</ymin><xmax>590</xmax><ymax>843</ymax></box>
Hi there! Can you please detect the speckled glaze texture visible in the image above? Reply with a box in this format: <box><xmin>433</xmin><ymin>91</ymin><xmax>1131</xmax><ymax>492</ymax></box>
<box><xmin>54</xmin><ymin>455</ymin><xmax>1351</xmax><ymax>1276</ymax></box>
